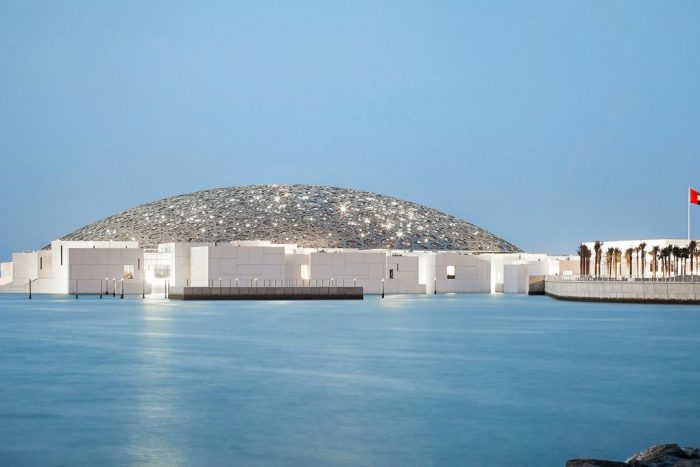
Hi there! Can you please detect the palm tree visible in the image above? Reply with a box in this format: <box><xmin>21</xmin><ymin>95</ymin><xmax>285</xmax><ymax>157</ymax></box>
<box><xmin>585</xmin><ymin>248</ymin><xmax>592</xmax><ymax>276</ymax></box>
<box><xmin>606</xmin><ymin>247</ymin><xmax>615</xmax><ymax>277</ymax></box>
<box><xmin>625</xmin><ymin>248</ymin><xmax>633</xmax><ymax>278</ymax></box>
<box><xmin>650</xmin><ymin>246</ymin><xmax>660</xmax><ymax>279</ymax></box>
<box><xmin>634</xmin><ymin>247</ymin><xmax>640</xmax><ymax>277</ymax></box>
<box><xmin>672</xmin><ymin>246</ymin><xmax>681</xmax><ymax>276</ymax></box>
<box><xmin>681</xmin><ymin>247</ymin><xmax>690</xmax><ymax>277</ymax></box>
<box><xmin>661</xmin><ymin>246</ymin><xmax>672</xmax><ymax>278</ymax></box>
<box><xmin>689</xmin><ymin>240</ymin><xmax>697</xmax><ymax>276</ymax></box>
<box><xmin>638</xmin><ymin>242</ymin><xmax>647</xmax><ymax>278</ymax></box>
<box><xmin>577</xmin><ymin>244</ymin><xmax>591</xmax><ymax>276</ymax></box>
<box><xmin>593</xmin><ymin>241</ymin><xmax>603</xmax><ymax>277</ymax></box>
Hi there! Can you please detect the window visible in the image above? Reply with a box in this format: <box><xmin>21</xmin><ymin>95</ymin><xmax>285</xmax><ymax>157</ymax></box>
<box><xmin>389</xmin><ymin>269</ymin><xmax>394</xmax><ymax>279</ymax></box>
<box><xmin>123</xmin><ymin>265</ymin><xmax>135</xmax><ymax>279</ymax></box>
<box><xmin>447</xmin><ymin>265</ymin><xmax>456</xmax><ymax>279</ymax></box>
<box><xmin>40</xmin><ymin>257</ymin><xmax>43</xmax><ymax>270</ymax></box>
<box><xmin>60</xmin><ymin>245</ymin><xmax>63</xmax><ymax>265</ymax></box>
<box><xmin>301</xmin><ymin>264</ymin><xmax>310</xmax><ymax>280</ymax></box>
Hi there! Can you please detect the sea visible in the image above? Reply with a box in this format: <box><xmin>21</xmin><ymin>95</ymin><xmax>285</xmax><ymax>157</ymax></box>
<box><xmin>1</xmin><ymin>293</ymin><xmax>698</xmax><ymax>466</ymax></box>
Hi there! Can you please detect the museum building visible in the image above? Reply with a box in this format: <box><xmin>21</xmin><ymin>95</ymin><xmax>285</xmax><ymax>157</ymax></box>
<box><xmin>0</xmin><ymin>184</ymin><xmax>567</xmax><ymax>296</ymax></box>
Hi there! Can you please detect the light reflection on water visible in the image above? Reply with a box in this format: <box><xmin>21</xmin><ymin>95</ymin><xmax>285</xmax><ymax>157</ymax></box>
<box><xmin>0</xmin><ymin>294</ymin><xmax>699</xmax><ymax>466</ymax></box>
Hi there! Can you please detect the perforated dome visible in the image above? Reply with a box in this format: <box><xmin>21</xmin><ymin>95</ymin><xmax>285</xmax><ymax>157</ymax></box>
<box><xmin>59</xmin><ymin>184</ymin><xmax>520</xmax><ymax>251</ymax></box>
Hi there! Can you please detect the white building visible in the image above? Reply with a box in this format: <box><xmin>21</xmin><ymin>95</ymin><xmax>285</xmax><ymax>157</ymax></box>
<box><xmin>0</xmin><ymin>239</ymin><xmax>570</xmax><ymax>296</ymax></box>
<box><xmin>0</xmin><ymin>184</ymin><xmax>573</xmax><ymax>296</ymax></box>
<box><xmin>581</xmin><ymin>238</ymin><xmax>695</xmax><ymax>278</ymax></box>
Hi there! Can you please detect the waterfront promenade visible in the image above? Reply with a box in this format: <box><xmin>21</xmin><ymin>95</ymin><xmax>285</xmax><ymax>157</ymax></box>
<box><xmin>546</xmin><ymin>276</ymin><xmax>700</xmax><ymax>304</ymax></box>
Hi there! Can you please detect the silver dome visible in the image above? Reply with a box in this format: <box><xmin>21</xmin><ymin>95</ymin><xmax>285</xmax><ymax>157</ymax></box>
<box><xmin>59</xmin><ymin>184</ymin><xmax>520</xmax><ymax>252</ymax></box>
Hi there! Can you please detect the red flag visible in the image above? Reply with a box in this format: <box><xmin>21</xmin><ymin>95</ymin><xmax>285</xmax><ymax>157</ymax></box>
<box><xmin>690</xmin><ymin>188</ymin><xmax>700</xmax><ymax>205</ymax></box>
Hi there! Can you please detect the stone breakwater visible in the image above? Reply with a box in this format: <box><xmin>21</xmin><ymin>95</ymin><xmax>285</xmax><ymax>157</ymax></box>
<box><xmin>545</xmin><ymin>278</ymin><xmax>700</xmax><ymax>304</ymax></box>
<box><xmin>566</xmin><ymin>443</ymin><xmax>700</xmax><ymax>466</ymax></box>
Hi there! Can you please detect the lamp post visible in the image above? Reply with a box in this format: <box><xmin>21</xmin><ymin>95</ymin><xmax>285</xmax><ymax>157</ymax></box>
<box><xmin>434</xmin><ymin>277</ymin><xmax>437</xmax><ymax>295</ymax></box>
<box><xmin>120</xmin><ymin>278</ymin><xmax>124</xmax><ymax>299</ymax></box>
<box><xmin>28</xmin><ymin>278</ymin><xmax>36</xmax><ymax>299</ymax></box>
<box><xmin>142</xmin><ymin>276</ymin><xmax>145</xmax><ymax>299</ymax></box>
<box><xmin>235</xmin><ymin>278</ymin><xmax>238</xmax><ymax>287</ymax></box>
<box><xmin>105</xmin><ymin>278</ymin><xmax>109</xmax><ymax>295</ymax></box>
<box><xmin>75</xmin><ymin>279</ymin><xmax>79</xmax><ymax>299</ymax></box>
<box><xmin>113</xmin><ymin>278</ymin><xmax>116</xmax><ymax>297</ymax></box>
<box><xmin>381</xmin><ymin>278</ymin><xmax>385</xmax><ymax>299</ymax></box>
<box><xmin>353</xmin><ymin>278</ymin><xmax>356</xmax><ymax>288</ymax></box>
<box><xmin>100</xmin><ymin>279</ymin><xmax>103</xmax><ymax>299</ymax></box>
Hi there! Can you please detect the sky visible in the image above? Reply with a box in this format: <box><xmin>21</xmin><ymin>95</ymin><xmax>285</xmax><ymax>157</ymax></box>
<box><xmin>1</xmin><ymin>1</ymin><xmax>699</xmax><ymax>259</ymax></box>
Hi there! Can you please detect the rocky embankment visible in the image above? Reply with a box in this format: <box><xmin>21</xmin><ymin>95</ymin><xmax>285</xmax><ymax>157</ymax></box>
<box><xmin>567</xmin><ymin>444</ymin><xmax>700</xmax><ymax>466</ymax></box>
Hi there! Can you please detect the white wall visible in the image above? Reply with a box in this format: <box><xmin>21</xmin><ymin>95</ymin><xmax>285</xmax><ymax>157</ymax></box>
<box><xmin>51</xmin><ymin>240</ymin><xmax>139</xmax><ymax>293</ymax></box>
<box><xmin>0</xmin><ymin>262</ymin><xmax>12</xmax><ymax>286</ymax></box>
<box><xmin>435</xmin><ymin>253</ymin><xmax>491</xmax><ymax>293</ymax></box>
<box><xmin>67</xmin><ymin>247</ymin><xmax>145</xmax><ymax>294</ymax></box>
<box><xmin>503</xmin><ymin>264</ymin><xmax>528</xmax><ymax>294</ymax></box>
<box><xmin>10</xmin><ymin>252</ymin><xmax>38</xmax><ymax>287</ymax></box>
<box><xmin>191</xmin><ymin>245</ymin><xmax>288</xmax><ymax>287</ymax></box>
<box><xmin>309</xmin><ymin>251</ymin><xmax>387</xmax><ymax>293</ymax></box>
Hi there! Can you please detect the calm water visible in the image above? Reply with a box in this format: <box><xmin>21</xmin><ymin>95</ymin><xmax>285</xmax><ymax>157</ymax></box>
<box><xmin>0</xmin><ymin>294</ymin><xmax>698</xmax><ymax>466</ymax></box>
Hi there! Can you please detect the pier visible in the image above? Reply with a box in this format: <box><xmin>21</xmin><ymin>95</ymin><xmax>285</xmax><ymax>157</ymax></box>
<box><xmin>168</xmin><ymin>286</ymin><xmax>363</xmax><ymax>300</ymax></box>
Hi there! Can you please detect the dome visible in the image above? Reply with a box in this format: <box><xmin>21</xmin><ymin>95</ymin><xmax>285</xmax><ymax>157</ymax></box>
<box><xmin>59</xmin><ymin>184</ymin><xmax>520</xmax><ymax>252</ymax></box>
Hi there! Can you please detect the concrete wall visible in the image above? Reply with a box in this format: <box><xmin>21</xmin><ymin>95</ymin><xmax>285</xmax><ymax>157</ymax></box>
<box><xmin>67</xmin><ymin>247</ymin><xmax>145</xmax><ymax>294</ymax></box>
<box><xmin>503</xmin><ymin>264</ymin><xmax>528</xmax><ymax>294</ymax></box>
<box><xmin>191</xmin><ymin>245</ymin><xmax>287</xmax><ymax>287</ymax></box>
<box><xmin>309</xmin><ymin>251</ymin><xmax>387</xmax><ymax>293</ymax></box>
<box><xmin>10</xmin><ymin>252</ymin><xmax>38</xmax><ymax>287</ymax></box>
<box><xmin>435</xmin><ymin>253</ymin><xmax>491</xmax><ymax>293</ymax></box>
<box><xmin>0</xmin><ymin>262</ymin><xmax>11</xmax><ymax>286</ymax></box>
<box><xmin>384</xmin><ymin>255</ymin><xmax>425</xmax><ymax>294</ymax></box>
<box><xmin>545</xmin><ymin>277</ymin><xmax>700</xmax><ymax>303</ymax></box>
<box><xmin>152</xmin><ymin>242</ymin><xmax>213</xmax><ymax>287</ymax></box>
<box><xmin>51</xmin><ymin>240</ymin><xmax>139</xmax><ymax>293</ymax></box>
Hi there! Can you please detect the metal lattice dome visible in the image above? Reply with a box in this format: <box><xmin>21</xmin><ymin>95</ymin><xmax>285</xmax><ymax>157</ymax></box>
<box><xmin>59</xmin><ymin>184</ymin><xmax>520</xmax><ymax>252</ymax></box>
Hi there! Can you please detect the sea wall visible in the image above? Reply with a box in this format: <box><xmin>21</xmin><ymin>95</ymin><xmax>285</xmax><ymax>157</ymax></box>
<box><xmin>545</xmin><ymin>277</ymin><xmax>700</xmax><ymax>304</ymax></box>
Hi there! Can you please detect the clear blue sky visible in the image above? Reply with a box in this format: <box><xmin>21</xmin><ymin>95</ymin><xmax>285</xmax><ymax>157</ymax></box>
<box><xmin>1</xmin><ymin>1</ymin><xmax>699</xmax><ymax>259</ymax></box>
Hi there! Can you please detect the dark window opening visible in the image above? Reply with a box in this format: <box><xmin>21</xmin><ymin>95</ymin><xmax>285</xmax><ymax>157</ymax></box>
<box><xmin>40</xmin><ymin>257</ymin><xmax>43</xmax><ymax>270</ymax></box>
<box><xmin>60</xmin><ymin>246</ymin><xmax>63</xmax><ymax>266</ymax></box>
<box><xmin>138</xmin><ymin>258</ymin><xmax>140</xmax><ymax>270</ymax></box>
<box><xmin>389</xmin><ymin>269</ymin><xmax>394</xmax><ymax>279</ymax></box>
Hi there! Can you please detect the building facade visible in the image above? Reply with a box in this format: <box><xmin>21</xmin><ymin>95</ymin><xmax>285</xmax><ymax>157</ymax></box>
<box><xmin>0</xmin><ymin>184</ymin><xmax>574</xmax><ymax>296</ymax></box>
